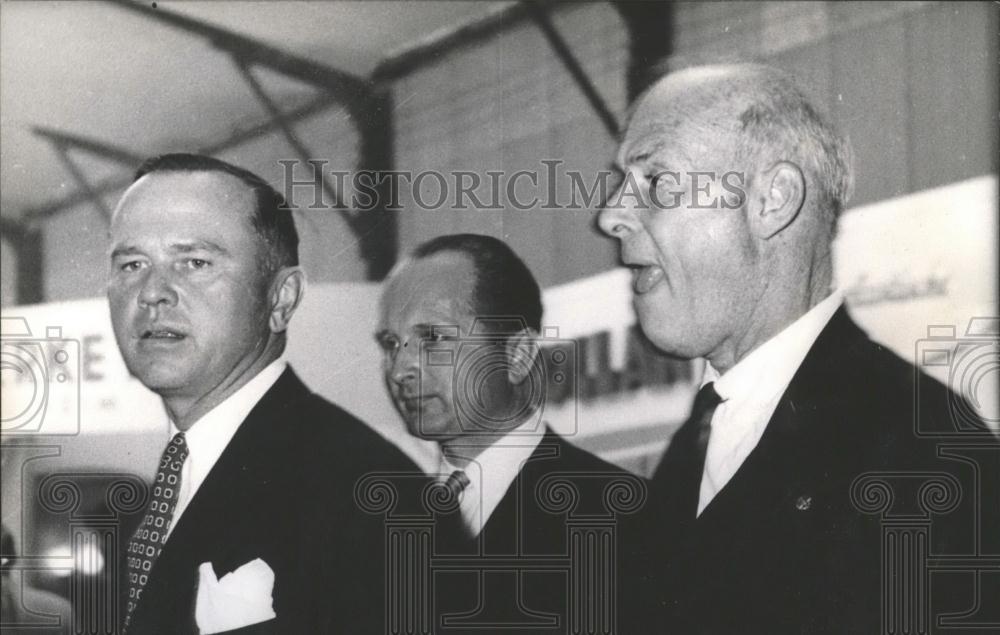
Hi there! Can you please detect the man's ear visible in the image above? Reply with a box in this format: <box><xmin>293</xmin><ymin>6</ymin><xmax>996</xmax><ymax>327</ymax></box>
<box><xmin>505</xmin><ymin>328</ymin><xmax>541</xmax><ymax>385</ymax></box>
<box><xmin>749</xmin><ymin>161</ymin><xmax>805</xmax><ymax>239</ymax></box>
<box><xmin>268</xmin><ymin>266</ymin><xmax>306</xmax><ymax>333</ymax></box>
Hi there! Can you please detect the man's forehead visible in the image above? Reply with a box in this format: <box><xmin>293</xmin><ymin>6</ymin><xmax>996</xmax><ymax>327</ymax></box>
<box><xmin>643</xmin><ymin>64</ymin><xmax>745</xmax><ymax>103</ymax></box>
<box><xmin>382</xmin><ymin>253</ymin><xmax>476</xmax><ymax>321</ymax></box>
<box><xmin>619</xmin><ymin>95</ymin><xmax>695</xmax><ymax>167</ymax></box>
<box><xmin>620</xmin><ymin>70</ymin><xmax>745</xmax><ymax>167</ymax></box>
<box><xmin>618</xmin><ymin>115</ymin><xmax>699</xmax><ymax>169</ymax></box>
<box><xmin>111</xmin><ymin>170</ymin><xmax>256</xmax><ymax>228</ymax></box>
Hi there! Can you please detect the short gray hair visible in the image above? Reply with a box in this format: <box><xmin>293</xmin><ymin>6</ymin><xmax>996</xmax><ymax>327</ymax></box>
<box><xmin>647</xmin><ymin>63</ymin><xmax>854</xmax><ymax>228</ymax></box>
<box><xmin>731</xmin><ymin>64</ymin><xmax>853</xmax><ymax>221</ymax></box>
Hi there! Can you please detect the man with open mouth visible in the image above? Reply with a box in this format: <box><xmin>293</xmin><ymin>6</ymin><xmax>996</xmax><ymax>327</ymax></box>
<box><xmin>598</xmin><ymin>63</ymin><xmax>996</xmax><ymax>634</ymax></box>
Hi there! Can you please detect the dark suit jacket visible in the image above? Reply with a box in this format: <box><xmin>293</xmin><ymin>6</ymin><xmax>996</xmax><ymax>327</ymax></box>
<box><xmin>640</xmin><ymin>308</ymin><xmax>999</xmax><ymax>634</ymax></box>
<box><xmin>123</xmin><ymin>368</ymin><xmax>419</xmax><ymax>634</ymax></box>
<box><xmin>433</xmin><ymin>429</ymin><xmax>648</xmax><ymax>635</ymax></box>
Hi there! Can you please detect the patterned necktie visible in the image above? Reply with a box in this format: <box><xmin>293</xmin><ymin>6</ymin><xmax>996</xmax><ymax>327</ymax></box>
<box><xmin>443</xmin><ymin>469</ymin><xmax>470</xmax><ymax>504</ymax></box>
<box><xmin>654</xmin><ymin>382</ymin><xmax>721</xmax><ymax>518</ymax></box>
<box><xmin>437</xmin><ymin>469</ymin><xmax>472</xmax><ymax>544</ymax></box>
<box><xmin>123</xmin><ymin>432</ymin><xmax>188</xmax><ymax>631</ymax></box>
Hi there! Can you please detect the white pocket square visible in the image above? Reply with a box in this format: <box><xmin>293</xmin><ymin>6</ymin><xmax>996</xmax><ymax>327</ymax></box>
<box><xmin>195</xmin><ymin>558</ymin><xmax>276</xmax><ymax>634</ymax></box>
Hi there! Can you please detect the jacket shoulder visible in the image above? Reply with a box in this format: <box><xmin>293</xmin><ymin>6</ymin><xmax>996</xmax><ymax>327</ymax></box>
<box><xmin>549</xmin><ymin>434</ymin><xmax>631</xmax><ymax>474</ymax></box>
<box><xmin>257</xmin><ymin>369</ymin><xmax>419</xmax><ymax>476</ymax></box>
<box><xmin>299</xmin><ymin>390</ymin><xmax>419</xmax><ymax>472</ymax></box>
<box><xmin>792</xmin><ymin>312</ymin><xmax>995</xmax><ymax>470</ymax></box>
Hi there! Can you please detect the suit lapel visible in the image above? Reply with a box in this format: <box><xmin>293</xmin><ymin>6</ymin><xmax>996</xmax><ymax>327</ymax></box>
<box><xmin>163</xmin><ymin>370</ymin><xmax>306</xmax><ymax>567</ymax></box>
<box><xmin>479</xmin><ymin>430</ymin><xmax>560</xmax><ymax>553</ymax></box>
<box><xmin>694</xmin><ymin>307</ymin><xmax>869</xmax><ymax>526</ymax></box>
<box><xmin>132</xmin><ymin>369</ymin><xmax>310</xmax><ymax>632</ymax></box>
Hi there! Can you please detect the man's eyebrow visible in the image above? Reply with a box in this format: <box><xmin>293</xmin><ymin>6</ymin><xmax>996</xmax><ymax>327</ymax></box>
<box><xmin>169</xmin><ymin>240</ymin><xmax>228</xmax><ymax>255</ymax></box>
<box><xmin>625</xmin><ymin>151</ymin><xmax>652</xmax><ymax>166</ymax></box>
<box><xmin>110</xmin><ymin>246</ymin><xmax>142</xmax><ymax>260</ymax></box>
<box><xmin>414</xmin><ymin>322</ymin><xmax>453</xmax><ymax>334</ymax></box>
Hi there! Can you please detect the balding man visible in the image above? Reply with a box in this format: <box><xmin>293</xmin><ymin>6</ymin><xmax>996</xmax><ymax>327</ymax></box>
<box><xmin>377</xmin><ymin>233</ymin><xmax>646</xmax><ymax>634</ymax></box>
<box><xmin>107</xmin><ymin>153</ymin><xmax>417</xmax><ymax>634</ymax></box>
<box><xmin>599</xmin><ymin>64</ymin><xmax>996</xmax><ymax>633</ymax></box>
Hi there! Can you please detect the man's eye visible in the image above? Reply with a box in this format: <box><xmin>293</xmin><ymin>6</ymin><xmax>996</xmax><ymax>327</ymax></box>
<box><xmin>119</xmin><ymin>260</ymin><xmax>144</xmax><ymax>273</ymax></box>
<box><xmin>186</xmin><ymin>258</ymin><xmax>210</xmax><ymax>269</ymax></box>
<box><xmin>427</xmin><ymin>330</ymin><xmax>460</xmax><ymax>344</ymax></box>
<box><xmin>378</xmin><ymin>336</ymin><xmax>400</xmax><ymax>354</ymax></box>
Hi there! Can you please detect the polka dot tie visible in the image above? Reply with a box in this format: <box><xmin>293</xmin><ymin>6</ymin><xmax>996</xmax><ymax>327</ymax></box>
<box><xmin>123</xmin><ymin>432</ymin><xmax>188</xmax><ymax>632</ymax></box>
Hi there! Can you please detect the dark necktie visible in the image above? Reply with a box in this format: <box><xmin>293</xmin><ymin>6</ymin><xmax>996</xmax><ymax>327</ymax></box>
<box><xmin>443</xmin><ymin>469</ymin><xmax>470</xmax><ymax>505</ymax></box>
<box><xmin>435</xmin><ymin>469</ymin><xmax>472</xmax><ymax>548</ymax></box>
<box><xmin>123</xmin><ymin>432</ymin><xmax>189</xmax><ymax>632</ymax></box>
<box><xmin>653</xmin><ymin>382</ymin><xmax>721</xmax><ymax>519</ymax></box>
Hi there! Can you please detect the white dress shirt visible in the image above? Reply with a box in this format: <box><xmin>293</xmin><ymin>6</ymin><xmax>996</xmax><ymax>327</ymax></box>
<box><xmin>697</xmin><ymin>291</ymin><xmax>843</xmax><ymax>516</ymax></box>
<box><xmin>166</xmin><ymin>358</ymin><xmax>287</xmax><ymax>537</ymax></box>
<box><xmin>438</xmin><ymin>420</ymin><xmax>545</xmax><ymax>537</ymax></box>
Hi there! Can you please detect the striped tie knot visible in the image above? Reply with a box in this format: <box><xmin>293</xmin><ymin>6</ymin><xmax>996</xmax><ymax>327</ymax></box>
<box><xmin>444</xmin><ymin>469</ymin><xmax>470</xmax><ymax>501</ymax></box>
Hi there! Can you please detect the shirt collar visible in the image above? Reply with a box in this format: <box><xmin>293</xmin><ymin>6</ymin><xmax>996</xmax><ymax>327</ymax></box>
<box><xmin>438</xmin><ymin>419</ymin><xmax>545</xmax><ymax>532</ymax></box>
<box><xmin>705</xmin><ymin>291</ymin><xmax>844</xmax><ymax>407</ymax></box>
<box><xmin>170</xmin><ymin>358</ymin><xmax>288</xmax><ymax>481</ymax></box>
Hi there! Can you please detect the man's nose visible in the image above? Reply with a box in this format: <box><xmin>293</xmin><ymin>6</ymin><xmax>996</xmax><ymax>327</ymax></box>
<box><xmin>389</xmin><ymin>341</ymin><xmax>419</xmax><ymax>387</ymax></box>
<box><xmin>138</xmin><ymin>268</ymin><xmax>178</xmax><ymax>309</ymax></box>
<box><xmin>597</xmin><ymin>186</ymin><xmax>641</xmax><ymax>239</ymax></box>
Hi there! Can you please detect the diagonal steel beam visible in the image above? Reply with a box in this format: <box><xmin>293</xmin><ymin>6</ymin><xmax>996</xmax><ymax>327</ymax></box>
<box><xmin>101</xmin><ymin>0</ymin><xmax>372</xmax><ymax>113</ymax></box>
<box><xmin>23</xmin><ymin>93</ymin><xmax>342</xmax><ymax>220</ymax></box>
<box><xmin>32</xmin><ymin>126</ymin><xmax>149</xmax><ymax>222</ymax></box>
<box><xmin>235</xmin><ymin>57</ymin><xmax>397</xmax><ymax>280</ymax></box>
<box><xmin>233</xmin><ymin>58</ymin><xmax>348</xmax><ymax>212</ymax></box>
<box><xmin>32</xmin><ymin>127</ymin><xmax>147</xmax><ymax>167</ymax></box>
<box><xmin>49</xmin><ymin>146</ymin><xmax>112</xmax><ymax>220</ymax></box>
<box><xmin>25</xmin><ymin>1</ymin><xmax>410</xmax><ymax>281</ymax></box>
<box><xmin>525</xmin><ymin>1</ymin><xmax>619</xmax><ymax>137</ymax></box>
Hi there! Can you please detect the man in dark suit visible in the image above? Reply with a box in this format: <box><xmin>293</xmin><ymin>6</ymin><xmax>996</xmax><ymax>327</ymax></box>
<box><xmin>107</xmin><ymin>153</ymin><xmax>417</xmax><ymax>634</ymax></box>
<box><xmin>376</xmin><ymin>234</ymin><xmax>647</xmax><ymax>634</ymax></box>
<box><xmin>598</xmin><ymin>63</ymin><xmax>998</xmax><ymax>633</ymax></box>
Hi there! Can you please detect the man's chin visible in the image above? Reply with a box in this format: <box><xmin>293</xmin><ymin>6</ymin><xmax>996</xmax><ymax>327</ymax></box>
<box><xmin>404</xmin><ymin>414</ymin><xmax>455</xmax><ymax>440</ymax></box>
<box><xmin>635</xmin><ymin>316</ymin><xmax>693</xmax><ymax>359</ymax></box>
<box><xmin>126</xmin><ymin>363</ymin><xmax>196</xmax><ymax>396</ymax></box>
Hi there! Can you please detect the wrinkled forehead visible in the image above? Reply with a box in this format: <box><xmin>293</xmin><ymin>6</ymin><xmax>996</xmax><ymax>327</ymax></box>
<box><xmin>620</xmin><ymin>69</ymin><xmax>747</xmax><ymax>166</ymax></box>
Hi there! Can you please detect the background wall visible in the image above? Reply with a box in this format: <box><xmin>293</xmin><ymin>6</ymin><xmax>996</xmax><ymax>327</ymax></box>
<box><xmin>1</xmin><ymin>2</ymin><xmax>995</xmax><ymax>302</ymax></box>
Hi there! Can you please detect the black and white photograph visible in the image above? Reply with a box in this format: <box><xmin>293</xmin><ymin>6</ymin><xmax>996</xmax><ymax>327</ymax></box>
<box><xmin>1</xmin><ymin>1</ymin><xmax>998</xmax><ymax>633</ymax></box>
